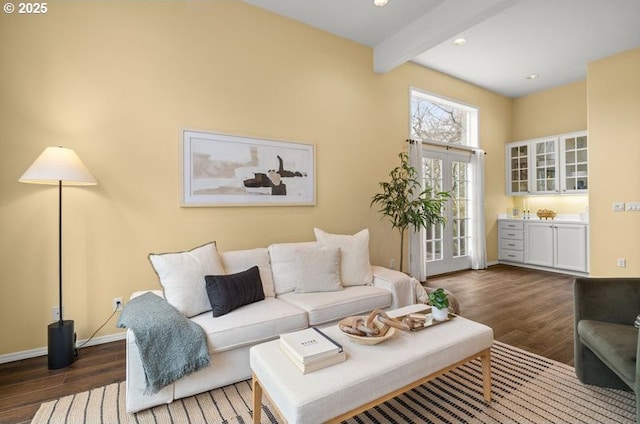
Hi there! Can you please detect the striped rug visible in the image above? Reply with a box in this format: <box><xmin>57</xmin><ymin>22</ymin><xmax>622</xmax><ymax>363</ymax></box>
<box><xmin>32</xmin><ymin>342</ymin><xmax>636</xmax><ymax>424</ymax></box>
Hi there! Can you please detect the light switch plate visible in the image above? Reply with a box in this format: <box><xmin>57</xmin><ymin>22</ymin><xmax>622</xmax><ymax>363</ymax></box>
<box><xmin>625</xmin><ymin>202</ymin><xmax>640</xmax><ymax>211</ymax></box>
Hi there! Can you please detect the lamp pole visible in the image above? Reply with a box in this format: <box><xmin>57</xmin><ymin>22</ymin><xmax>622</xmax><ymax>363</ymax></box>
<box><xmin>58</xmin><ymin>180</ymin><xmax>63</xmax><ymax>324</ymax></box>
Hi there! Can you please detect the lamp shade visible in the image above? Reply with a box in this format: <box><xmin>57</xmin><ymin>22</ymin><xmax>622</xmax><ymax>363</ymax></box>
<box><xmin>19</xmin><ymin>146</ymin><xmax>97</xmax><ymax>186</ymax></box>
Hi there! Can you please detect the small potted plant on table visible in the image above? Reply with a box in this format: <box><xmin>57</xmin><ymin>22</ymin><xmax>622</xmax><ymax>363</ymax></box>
<box><xmin>428</xmin><ymin>288</ymin><xmax>450</xmax><ymax>321</ymax></box>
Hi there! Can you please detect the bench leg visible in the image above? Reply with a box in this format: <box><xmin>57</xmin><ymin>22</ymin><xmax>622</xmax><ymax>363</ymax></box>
<box><xmin>481</xmin><ymin>349</ymin><xmax>492</xmax><ymax>402</ymax></box>
<box><xmin>252</xmin><ymin>373</ymin><xmax>262</xmax><ymax>424</ymax></box>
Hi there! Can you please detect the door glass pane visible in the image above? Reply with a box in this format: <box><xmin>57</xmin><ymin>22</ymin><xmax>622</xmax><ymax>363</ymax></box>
<box><xmin>424</xmin><ymin>157</ymin><xmax>444</xmax><ymax>263</ymax></box>
<box><xmin>577</xmin><ymin>136</ymin><xmax>587</xmax><ymax>149</ymax></box>
<box><xmin>451</xmin><ymin>161</ymin><xmax>471</xmax><ymax>259</ymax></box>
<box><xmin>566</xmin><ymin>138</ymin><xmax>575</xmax><ymax>149</ymax></box>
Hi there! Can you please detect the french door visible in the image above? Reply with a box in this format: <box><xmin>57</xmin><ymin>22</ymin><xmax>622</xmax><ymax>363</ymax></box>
<box><xmin>423</xmin><ymin>149</ymin><xmax>473</xmax><ymax>276</ymax></box>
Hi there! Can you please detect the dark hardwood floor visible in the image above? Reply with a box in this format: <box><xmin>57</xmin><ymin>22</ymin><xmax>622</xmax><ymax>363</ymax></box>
<box><xmin>0</xmin><ymin>340</ymin><xmax>126</xmax><ymax>424</ymax></box>
<box><xmin>428</xmin><ymin>264</ymin><xmax>575</xmax><ymax>366</ymax></box>
<box><xmin>0</xmin><ymin>264</ymin><xmax>576</xmax><ymax>424</ymax></box>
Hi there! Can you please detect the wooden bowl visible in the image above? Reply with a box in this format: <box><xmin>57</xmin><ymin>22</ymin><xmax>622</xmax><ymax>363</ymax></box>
<box><xmin>338</xmin><ymin>316</ymin><xmax>395</xmax><ymax>345</ymax></box>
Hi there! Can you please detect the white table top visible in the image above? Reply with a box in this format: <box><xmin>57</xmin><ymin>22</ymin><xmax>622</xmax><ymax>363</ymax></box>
<box><xmin>250</xmin><ymin>306</ymin><xmax>494</xmax><ymax>424</ymax></box>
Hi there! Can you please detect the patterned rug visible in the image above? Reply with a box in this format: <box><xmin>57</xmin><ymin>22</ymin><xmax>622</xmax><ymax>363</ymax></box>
<box><xmin>32</xmin><ymin>342</ymin><xmax>636</xmax><ymax>424</ymax></box>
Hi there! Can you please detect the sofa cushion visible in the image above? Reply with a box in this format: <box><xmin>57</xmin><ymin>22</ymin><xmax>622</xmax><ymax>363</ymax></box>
<box><xmin>219</xmin><ymin>248</ymin><xmax>275</xmax><ymax>297</ymax></box>
<box><xmin>278</xmin><ymin>285</ymin><xmax>392</xmax><ymax>326</ymax></box>
<box><xmin>268</xmin><ymin>242</ymin><xmax>320</xmax><ymax>295</ymax></box>
<box><xmin>577</xmin><ymin>320</ymin><xmax>638</xmax><ymax>386</ymax></box>
<box><xmin>190</xmin><ymin>297</ymin><xmax>308</xmax><ymax>353</ymax></box>
<box><xmin>148</xmin><ymin>242</ymin><xmax>225</xmax><ymax>317</ymax></box>
<box><xmin>205</xmin><ymin>266</ymin><xmax>265</xmax><ymax>317</ymax></box>
<box><xmin>294</xmin><ymin>247</ymin><xmax>343</xmax><ymax>293</ymax></box>
<box><xmin>314</xmin><ymin>228</ymin><xmax>373</xmax><ymax>286</ymax></box>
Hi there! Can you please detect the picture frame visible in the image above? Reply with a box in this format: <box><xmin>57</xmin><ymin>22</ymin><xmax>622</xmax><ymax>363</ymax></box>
<box><xmin>181</xmin><ymin>130</ymin><xmax>316</xmax><ymax>207</ymax></box>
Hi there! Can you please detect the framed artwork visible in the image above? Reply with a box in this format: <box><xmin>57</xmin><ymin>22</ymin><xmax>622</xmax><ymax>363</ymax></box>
<box><xmin>181</xmin><ymin>130</ymin><xmax>316</xmax><ymax>207</ymax></box>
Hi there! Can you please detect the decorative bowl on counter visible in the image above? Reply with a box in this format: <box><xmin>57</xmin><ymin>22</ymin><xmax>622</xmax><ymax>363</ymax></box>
<box><xmin>536</xmin><ymin>209</ymin><xmax>557</xmax><ymax>220</ymax></box>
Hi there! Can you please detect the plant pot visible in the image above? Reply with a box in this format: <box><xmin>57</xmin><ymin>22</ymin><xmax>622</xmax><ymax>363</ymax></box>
<box><xmin>431</xmin><ymin>306</ymin><xmax>449</xmax><ymax>321</ymax></box>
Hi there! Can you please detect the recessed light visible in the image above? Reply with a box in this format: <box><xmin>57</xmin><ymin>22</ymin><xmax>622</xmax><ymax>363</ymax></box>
<box><xmin>453</xmin><ymin>37</ymin><xmax>467</xmax><ymax>46</ymax></box>
<box><xmin>373</xmin><ymin>0</ymin><xmax>389</xmax><ymax>6</ymax></box>
<box><xmin>526</xmin><ymin>74</ymin><xmax>539</xmax><ymax>80</ymax></box>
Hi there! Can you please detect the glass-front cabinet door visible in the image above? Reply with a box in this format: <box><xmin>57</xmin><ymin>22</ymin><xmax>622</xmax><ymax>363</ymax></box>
<box><xmin>506</xmin><ymin>141</ymin><xmax>530</xmax><ymax>195</ymax></box>
<box><xmin>561</xmin><ymin>131</ymin><xmax>588</xmax><ymax>193</ymax></box>
<box><xmin>532</xmin><ymin>137</ymin><xmax>559</xmax><ymax>194</ymax></box>
<box><xmin>506</xmin><ymin>131</ymin><xmax>587</xmax><ymax>197</ymax></box>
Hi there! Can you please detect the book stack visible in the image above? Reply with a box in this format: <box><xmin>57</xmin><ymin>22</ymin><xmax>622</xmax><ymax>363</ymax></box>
<box><xmin>279</xmin><ymin>327</ymin><xmax>346</xmax><ymax>374</ymax></box>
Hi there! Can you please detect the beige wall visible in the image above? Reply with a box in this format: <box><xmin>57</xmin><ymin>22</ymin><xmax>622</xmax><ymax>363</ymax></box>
<box><xmin>0</xmin><ymin>1</ymin><xmax>511</xmax><ymax>355</ymax></box>
<box><xmin>588</xmin><ymin>48</ymin><xmax>640</xmax><ymax>276</ymax></box>
<box><xmin>512</xmin><ymin>80</ymin><xmax>587</xmax><ymax>140</ymax></box>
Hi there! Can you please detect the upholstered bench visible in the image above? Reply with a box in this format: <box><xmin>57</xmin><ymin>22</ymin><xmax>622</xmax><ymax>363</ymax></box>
<box><xmin>250</xmin><ymin>304</ymin><xmax>494</xmax><ymax>424</ymax></box>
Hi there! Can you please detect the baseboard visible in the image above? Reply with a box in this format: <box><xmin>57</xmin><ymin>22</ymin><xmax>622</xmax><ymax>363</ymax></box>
<box><xmin>0</xmin><ymin>332</ymin><xmax>127</xmax><ymax>364</ymax></box>
<box><xmin>497</xmin><ymin>260</ymin><xmax>588</xmax><ymax>277</ymax></box>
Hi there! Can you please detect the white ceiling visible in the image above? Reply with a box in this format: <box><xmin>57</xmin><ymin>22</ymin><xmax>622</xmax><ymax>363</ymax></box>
<box><xmin>243</xmin><ymin>0</ymin><xmax>640</xmax><ymax>98</ymax></box>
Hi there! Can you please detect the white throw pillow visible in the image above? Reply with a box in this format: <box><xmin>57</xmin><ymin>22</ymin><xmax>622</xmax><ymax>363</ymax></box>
<box><xmin>314</xmin><ymin>228</ymin><xmax>373</xmax><ymax>286</ymax></box>
<box><xmin>294</xmin><ymin>247</ymin><xmax>343</xmax><ymax>293</ymax></box>
<box><xmin>268</xmin><ymin>242</ymin><xmax>320</xmax><ymax>295</ymax></box>
<box><xmin>148</xmin><ymin>242</ymin><xmax>225</xmax><ymax>317</ymax></box>
<box><xmin>219</xmin><ymin>248</ymin><xmax>275</xmax><ymax>297</ymax></box>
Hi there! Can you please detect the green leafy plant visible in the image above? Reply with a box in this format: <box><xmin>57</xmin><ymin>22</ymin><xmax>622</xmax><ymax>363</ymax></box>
<box><xmin>428</xmin><ymin>288</ymin><xmax>449</xmax><ymax>310</ymax></box>
<box><xmin>370</xmin><ymin>152</ymin><xmax>450</xmax><ymax>273</ymax></box>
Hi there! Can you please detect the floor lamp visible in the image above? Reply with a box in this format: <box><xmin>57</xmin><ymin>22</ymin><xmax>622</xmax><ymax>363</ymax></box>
<box><xmin>19</xmin><ymin>146</ymin><xmax>97</xmax><ymax>370</ymax></box>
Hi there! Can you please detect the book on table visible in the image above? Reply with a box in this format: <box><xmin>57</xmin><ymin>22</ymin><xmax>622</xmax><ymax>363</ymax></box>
<box><xmin>279</xmin><ymin>327</ymin><xmax>343</xmax><ymax>365</ymax></box>
<box><xmin>280</xmin><ymin>345</ymin><xmax>346</xmax><ymax>374</ymax></box>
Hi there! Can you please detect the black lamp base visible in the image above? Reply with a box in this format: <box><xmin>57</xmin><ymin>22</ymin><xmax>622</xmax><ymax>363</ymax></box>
<box><xmin>48</xmin><ymin>320</ymin><xmax>75</xmax><ymax>370</ymax></box>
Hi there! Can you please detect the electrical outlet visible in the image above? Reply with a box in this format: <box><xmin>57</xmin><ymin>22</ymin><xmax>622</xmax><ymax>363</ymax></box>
<box><xmin>113</xmin><ymin>297</ymin><xmax>123</xmax><ymax>311</ymax></box>
<box><xmin>389</xmin><ymin>259</ymin><xmax>396</xmax><ymax>270</ymax></box>
<box><xmin>617</xmin><ymin>258</ymin><xmax>626</xmax><ymax>268</ymax></box>
<box><xmin>51</xmin><ymin>306</ymin><xmax>62</xmax><ymax>321</ymax></box>
<box><xmin>612</xmin><ymin>202</ymin><xmax>625</xmax><ymax>212</ymax></box>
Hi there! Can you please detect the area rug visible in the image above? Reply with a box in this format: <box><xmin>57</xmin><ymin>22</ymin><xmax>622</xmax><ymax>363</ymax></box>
<box><xmin>32</xmin><ymin>342</ymin><xmax>636</xmax><ymax>424</ymax></box>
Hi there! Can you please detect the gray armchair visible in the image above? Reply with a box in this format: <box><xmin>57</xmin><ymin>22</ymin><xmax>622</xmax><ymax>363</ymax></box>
<box><xmin>574</xmin><ymin>277</ymin><xmax>640</xmax><ymax>423</ymax></box>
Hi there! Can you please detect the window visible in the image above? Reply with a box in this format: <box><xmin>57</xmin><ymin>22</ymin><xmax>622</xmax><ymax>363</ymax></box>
<box><xmin>411</xmin><ymin>89</ymin><xmax>477</xmax><ymax>147</ymax></box>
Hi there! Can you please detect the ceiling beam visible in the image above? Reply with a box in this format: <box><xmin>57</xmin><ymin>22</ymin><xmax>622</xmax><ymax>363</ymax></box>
<box><xmin>373</xmin><ymin>0</ymin><xmax>521</xmax><ymax>74</ymax></box>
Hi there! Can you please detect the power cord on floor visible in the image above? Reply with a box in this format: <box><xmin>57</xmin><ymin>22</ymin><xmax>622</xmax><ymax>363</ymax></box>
<box><xmin>75</xmin><ymin>300</ymin><xmax>123</xmax><ymax>353</ymax></box>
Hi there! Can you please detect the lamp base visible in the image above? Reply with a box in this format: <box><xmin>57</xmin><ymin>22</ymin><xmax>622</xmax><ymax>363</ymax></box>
<box><xmin>48</xmin><ymin>320</ymin><xmax>75</xmax><ymax>369</ymax></box>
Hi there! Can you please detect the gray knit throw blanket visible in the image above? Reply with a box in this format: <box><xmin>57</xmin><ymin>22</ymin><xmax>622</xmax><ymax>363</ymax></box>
<box><xmin>117</xmin><ymin>292</ymin><xmax>210</xmax><ymax>394</ymax></box>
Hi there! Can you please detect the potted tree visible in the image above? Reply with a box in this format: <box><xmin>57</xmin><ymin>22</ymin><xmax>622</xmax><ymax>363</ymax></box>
<box><xmin>370</xmin><ymin>152</ymin><xmax>450</xmax><ymax>273</ymax></box>
<box><xmin>428</xmin><ymin>288</ymin><xmax>450</xmax><ymax>321</ymax></box>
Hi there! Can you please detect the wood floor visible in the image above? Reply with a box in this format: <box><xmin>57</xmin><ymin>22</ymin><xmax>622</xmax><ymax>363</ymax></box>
<box><xmin>0</xmin><ymin>264</ymin><xmax>576</xmax><ymax>424</ymax></box>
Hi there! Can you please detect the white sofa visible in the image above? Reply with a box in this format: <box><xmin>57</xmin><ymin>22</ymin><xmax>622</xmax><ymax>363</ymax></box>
<box><xmin>125</xmin><ymin>234</ymin><xmax>429</xmax><ymax>413</ymax></box>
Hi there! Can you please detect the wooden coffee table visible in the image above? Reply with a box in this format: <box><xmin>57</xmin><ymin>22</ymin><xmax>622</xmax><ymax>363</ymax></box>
<box><xmin>250</xmin><ymin>304</ymin><xmax>494</xmax><ymax>424</ymax></box>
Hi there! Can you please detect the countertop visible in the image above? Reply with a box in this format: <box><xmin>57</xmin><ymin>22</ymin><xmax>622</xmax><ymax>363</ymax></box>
<box><xmin>497</xmin><ymin>214</ymin><xmax>588</xmax><ymax>224</ymax></box>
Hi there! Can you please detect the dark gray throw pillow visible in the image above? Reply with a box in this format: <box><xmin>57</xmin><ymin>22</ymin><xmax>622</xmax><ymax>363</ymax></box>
<box><xmin>205</xmin><ymin>266</ymin><xmax>265</xmax><ymax>317</ymax></box>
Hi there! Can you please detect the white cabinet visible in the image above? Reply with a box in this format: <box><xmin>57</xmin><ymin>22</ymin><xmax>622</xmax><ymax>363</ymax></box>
<box><xmin>506</xmin><ymin>141</ymin><xmax>530</xmax><ymax>195</ymax></box>
<box><xmin>560</xmin><ymin>131</ymin><xmax>588</xmax><ymax>193</ymax></box>
<box><xmin>525</xmin><ymin>222</ymin><xmax>554</xmax><ymax>267</ymax></box>
<box><xmin>532</xmin><ymin>137</ymin><xmax>559</xmax><ymax>194</ymax></box>
<box><xmin>506</xmin><ymin>131</ymin><xmax>587</xmax><ymax>196</ymax></box>
<box><xmin>498</xmin><ymin>221</ymin><xmax>524</xmax><ymax>262</ymax></box>
<box><xmin>498</xmin><ymin>219</ymin><xmax>588</xmax><ymax>274</ymax></box>
<box><xmin>555</xmin><ymin>223</ymin><xmax>588</xmax><ymax>272</ymax></box>
<box><xmin>524</xmin><ymin>222</ymin><xmax>588</xmax><ymax>273</ymax></box>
